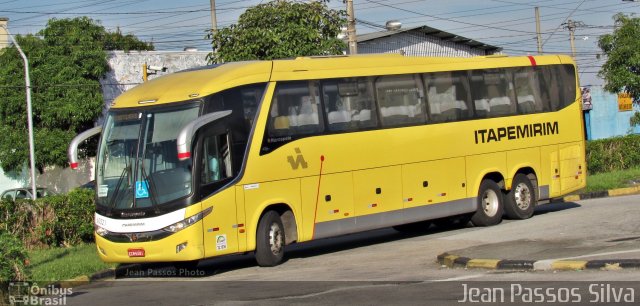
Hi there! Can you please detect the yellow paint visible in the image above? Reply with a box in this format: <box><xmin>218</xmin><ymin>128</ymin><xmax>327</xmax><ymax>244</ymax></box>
<box><xmin>608</xmin><ymin>186</ymin><xmax>640</xmax><ymax>197</ymax></box>
<box><xmin>551</xmin><ymin>260</ymin><xmax>587</xmax><ymax>270</ymax></box>
<box><xmin>95</xmin><ymin>220</ymin><xmax>204</xmax><ymax>263</ymax></box>
<box><xmin>467</xmin><ymin>259</ymin><xmax>500</xmax><ymax>269</ymax></box>
<box><xmin>563</xmin><ymin>195</ymin><xmax>580</xmax><ymax>202</ymax></box>
<box><xmin>442</xmin><ymin>255</ymin><xmax>459</xmax><ymax>267</ymax></box>
<box><xmin>60</xmin><ymin>276</ymin><xmax>90</xmax><ymax>288</ymax></box>
<box><xmin>353</xmin><ymin>166</ymin><xmax>404</xmax><ymax>215</ymax></box>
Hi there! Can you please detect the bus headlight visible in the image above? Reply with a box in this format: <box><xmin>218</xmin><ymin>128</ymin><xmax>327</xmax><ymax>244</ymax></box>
<box><xmin>95</xmin><ymin>224</ymin><xmax>110</xmax><ymax>237</ymax></box>
<box><xmin>162</xmin><ymin>207</ymin><xmax>213</xmax><ymax>233</ymax></box>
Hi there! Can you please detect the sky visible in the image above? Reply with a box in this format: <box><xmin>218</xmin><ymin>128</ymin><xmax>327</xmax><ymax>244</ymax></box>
<box><xmin>1</xmin><ymin>0</ymin><xmax>640</xmax><ymax>86</ymax></box>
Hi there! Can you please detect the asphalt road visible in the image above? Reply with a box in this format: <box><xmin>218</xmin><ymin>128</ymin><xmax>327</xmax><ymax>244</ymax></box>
<box><xmin>61</xmin><ymin>194</ymin><xmax>640</xmax><ymax>305</ymax></box>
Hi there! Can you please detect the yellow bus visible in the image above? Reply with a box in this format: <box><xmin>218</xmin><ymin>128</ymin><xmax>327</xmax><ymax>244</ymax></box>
<box><xmin>68</xmin><ymin>54</ymin><xmax>585</xmax><ymax>267</ymax></box>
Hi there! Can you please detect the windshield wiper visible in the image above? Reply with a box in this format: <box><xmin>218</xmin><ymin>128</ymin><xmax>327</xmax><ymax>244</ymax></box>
<box><xmin>107</xmin><ymin>160</ymin><xmax>132</xmax><ymax>214</ymax></box>
<box><xmin>139</xmin><ymin>162</ymin><xmax>161</xmax><ymax>214</ymax></box>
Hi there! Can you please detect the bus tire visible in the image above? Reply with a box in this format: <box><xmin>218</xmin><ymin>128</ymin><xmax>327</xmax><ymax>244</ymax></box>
<box><xmin>504</xmin><ymin>174</ymin><xmax>535</xmax><ymax>220</ymax></box>
<box><xmin>471</xmin><ymin>180</ymin><xmax>504</xmax><ymax>226</ymax></box>
<box><xmin>255</xmin><ymin>210</ymin><xmax>285</xmax><ymax>267</ymax></box>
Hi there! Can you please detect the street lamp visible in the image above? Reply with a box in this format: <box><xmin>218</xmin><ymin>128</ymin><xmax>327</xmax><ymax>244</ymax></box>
<box><xmin>0</xmin><ymin>20</ymin><xmax>38</xmax><ymax>200</ymax></box>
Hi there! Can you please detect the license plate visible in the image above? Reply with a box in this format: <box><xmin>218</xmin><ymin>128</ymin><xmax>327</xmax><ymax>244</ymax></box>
<box><xmin>128</xmin><ymin>248</ymin><xmax>145</xmax><ymax>257</ymax></box>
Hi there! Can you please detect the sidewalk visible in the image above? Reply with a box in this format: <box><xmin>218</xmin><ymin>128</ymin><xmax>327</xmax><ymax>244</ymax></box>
<box><xmin>438</xmin><ymin>185</ymin><xmax>640</xmax><ymax>271</ymax></box>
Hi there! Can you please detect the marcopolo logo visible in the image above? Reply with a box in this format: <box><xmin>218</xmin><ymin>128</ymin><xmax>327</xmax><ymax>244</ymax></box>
<box><xmin>287</xmin><ymin>148</ymin><xmax>308</xmax><ymax>170</ymax></box>
<box><xmin>9</xmin><ymin>282</ymin><xmax>73</xmax><ymax>305</ymax></box>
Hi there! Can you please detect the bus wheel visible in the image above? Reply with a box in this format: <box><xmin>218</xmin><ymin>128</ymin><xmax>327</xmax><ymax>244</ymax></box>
<box><xmin>504</xmin><ymin>174</ymin><xmax>535</xmax><ymax>220</ymax></box>
<box><xmin>255</xmin><ymin>210</ymin><xmax>285</xmax><ymax>267</ymax></box>
<box><xmin>471</xmin><ymin>180</ymin><xmax>504</xmax><ymax>226</ymax></box>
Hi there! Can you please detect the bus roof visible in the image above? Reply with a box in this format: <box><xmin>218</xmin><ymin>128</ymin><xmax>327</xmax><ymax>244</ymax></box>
<box><xmin>111</xmin><ymin>54</ymin><xmax>575</xmax><ymax>109</ymax></box>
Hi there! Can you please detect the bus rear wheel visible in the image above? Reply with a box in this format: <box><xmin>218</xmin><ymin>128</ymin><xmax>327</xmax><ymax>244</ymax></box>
<box><xmin>255</xmin><ymin>210</ymin><xmax>285</xmax><ymax>267</ymax></box>
<box><xmin>471</xmin><ymin>180</ymin><xmax>504</xmax><ymax>226</ymax></box>
<box><xmin>504</xmin><ymin>174</ymin><xmax>536</xmax><ymax>220</ymax></box>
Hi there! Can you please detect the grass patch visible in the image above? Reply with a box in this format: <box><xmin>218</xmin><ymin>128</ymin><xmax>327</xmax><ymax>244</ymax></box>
<box><xmin>27</xmin><ymin>243</ymin><xmax>115</xmax><ymax>283</ymax></box>
<box><xmin>584</xmin><ymin>167</ymin><xmax>640</xmax><ymax>193</ymax></box>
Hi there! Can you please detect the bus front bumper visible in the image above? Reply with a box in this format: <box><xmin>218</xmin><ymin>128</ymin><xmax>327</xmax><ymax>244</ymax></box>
<box><xmin>94</xmin><ymin>223</ymin><xmax>204</xmax><ymax>263</ymax></box>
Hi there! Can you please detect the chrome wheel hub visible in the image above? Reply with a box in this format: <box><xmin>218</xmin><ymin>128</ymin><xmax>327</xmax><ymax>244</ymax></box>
<box><xmin>269</xmin><ymin>223</ymin><xmax>283</xmax><ymax>255</ymax></box>
<box><xmin>514</xmin><ymin>182</ymin><xmax>531</xmax><ymax>210</ymax></box>
<box><xmin>482</xmin><ymin>189</ymin><xmax>499</xmax><ymax>217</ymax></box>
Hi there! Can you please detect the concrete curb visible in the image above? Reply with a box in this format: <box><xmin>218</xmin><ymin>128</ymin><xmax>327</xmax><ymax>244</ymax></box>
<box><xmin>561</xmin><ymin>186</ymin><xmax>640</xmax><ymax>202</ymax></box>
<box><xmin>49</xmin><ymin>264</ymin><xmax>141</xmax><ymax>289</ymax></box>
<box><xmin>437</xmin><ymin>253</ymin><xmax>640</xmax><ymax>271</ymax></box>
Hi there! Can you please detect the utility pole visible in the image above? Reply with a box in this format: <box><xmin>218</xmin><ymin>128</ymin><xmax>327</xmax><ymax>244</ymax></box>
<box><xmin>0</xmin><ymin>22</ymin><xmax>37</xmax><ymax>200</ymax></box>
<box><xmin>563</xmin><ymin>20</ymin><xmax>584</xmax><ymax>60</ymax></box>
<box><xmin>535</xmin><ymin>7</ymin><xmax>543</xmax><ymax>54</ymax></box>
<box><xmin>346</xmin><ymin>0</ymin><xmax>357</xmax><ymax>54</ymax></box>
<box><xmin>210</xmin><ymin>0</ymin><xmax>218</xmax><ymax>31</ymax></box>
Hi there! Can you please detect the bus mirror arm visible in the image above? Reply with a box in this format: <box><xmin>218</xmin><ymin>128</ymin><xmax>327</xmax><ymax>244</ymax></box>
<box><xmin>68</xmin><ymin>126</ymin><xmax>102</xmax><ymax>170</ymax></box>
<box><xmin>176</xmin><ymin>110</ymin><xmax>232</xmax><ymax>161</ymax></box>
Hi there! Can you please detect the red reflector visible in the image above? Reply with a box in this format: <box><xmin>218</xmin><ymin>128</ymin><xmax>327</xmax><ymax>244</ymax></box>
<box><xmin>128</xmin><ymin>248</ymin><xmax>145</xmax><ymax>257</ymax></box>
<box><xmin>70</xmin><ymin>162</ymin><xmax>79</xmax><ymax>169</ymax></box>
<box><xmin>408</xmin><ymin>198</ymin><xmax>413</xmax><ymax>202</ymax></box>
<box><xmin>333</xmin><ymin>209</ymin><xmax>339</xmax><ymax>213</ymax></box>
<box><xmin>177</xmin><ymin>152</ymin><xmax>191</xmax><ymax>159</ymax></box>
<box><xmin>371</xmin><ymin>203</ymin><xmax>377</xmax><ymax>208</ymax></box>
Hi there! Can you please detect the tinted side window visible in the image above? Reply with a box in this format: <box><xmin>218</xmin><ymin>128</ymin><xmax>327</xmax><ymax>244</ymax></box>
<box><xmin>558</xmin><ymin>64</ymin><xmax>577</xmax><ymax>109</ymax></box>
<box><xmin>201</xmin><ymin>133</ymin><xmax>232</xmax><ymax>185</ymax></box>
<box><xmin>322</xmin><ymin>77</ymin><xmax>378</xmax><ymax>132</ymax></box>
<box><xmin>538</xmin><ymin>66</ymin><xmax>562</xmax><ymax>111</ymax></box>
<box><xmin>375</xmin><ymin>74</ymin><xmax>426</xmax><ymax>127</ymax></box>
<box><xmin>424</xmin><ymin>71</ymin><xmax>471</xmax><ymax>123</ymax></box>
<box><xmin>513</xmin><ymin>67</ymin><xmax>549</xmax><ymax>113</ymax></box>
<box><xmin>471</xmin><ymin>69</ymin><xmax>517</xmax><ymax>118</ymax></box>
<box><xmin>266</xmin><ymin>81</ymin><xmax>323</xmax><ymax>137</ymax></box>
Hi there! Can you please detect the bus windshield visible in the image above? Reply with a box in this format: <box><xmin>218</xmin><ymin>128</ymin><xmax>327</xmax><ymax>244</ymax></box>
<box><xmin>96</xmin><ymin>103</ymin><xmax>200</xmax><ymax>210</ymax></box>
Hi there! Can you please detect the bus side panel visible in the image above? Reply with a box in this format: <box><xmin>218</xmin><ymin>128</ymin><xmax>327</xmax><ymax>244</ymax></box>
<box><xmin>559</xmin><ymin>141</ymin><xmax>586</xmax><ymax>194</ymax></box>
<box><xmin>353</xmin><ymin>166</ymin><xmax>403</xmax><ymax>216</ymax></box>
<box><xmin>244</xmin><ymin>179</ymin><xmax>302</xmax><ymax>252</ymax></box>
<box><xmin>302</xmin><ymin>172</ymin><xmax>355</xmax><ymax>239</ymax></box>
<box><xmin>506</xmin><ymin>147</ymin><xmax>541</xmax><ymax>190</ymax></box>
<box><xmin>402</xmin><ymin>158</ymin><xmax>466</xmax><ymax>207</ymax></box>
<box><xmin>202</xmin><ymin>188</ymin><xmax>239</xmax><ymax>258</ymax></box>
<box><xmin>235</xmin><ymin>185</ymin><xmax>247</xmax><ymax>252</ymax></box>
<box><xmin>466</xmin><ymin>152</ymin><xmax>507</xmax><ymax>197</ymax></box>
<box><xmin>540</xmin><ymin>145</ymin><xmax>561</xmax><ymax>198</ymax></box>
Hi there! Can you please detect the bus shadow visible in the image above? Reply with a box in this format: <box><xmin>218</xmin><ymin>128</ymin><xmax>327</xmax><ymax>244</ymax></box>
<box><xmin>116</xmin><ymin>226</ymin><xmax>448</xmax><ymax>279</ymax></box>
<box><xmin>533</xmin><ymin>201</ymin><xmax>581</xmax><ymax>216</ymax></box>
<box><xmin>116</xmin><ymin>202</ymin><xmax>580</xmax><ymax>279</ymax></box>
<box><xmin>195</xmin><ymin>226</ymin><xmax>459</xmax><ymax>276</ymax></box>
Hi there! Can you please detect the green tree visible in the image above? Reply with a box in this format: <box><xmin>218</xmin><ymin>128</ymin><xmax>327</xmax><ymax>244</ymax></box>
<box><xmin>598</xmin><ymin>13</ymin><xmax>640</xmax><ymax>124</ymax></box>
<box><xmin>0</xmin><ymin>17</ymin><xmax>153</xmax><ymax>173</ymax></box>
<box><xmin>206</xmin><ymin>0</ymin><xmax>346</xmax><ymax>63</ymax></box>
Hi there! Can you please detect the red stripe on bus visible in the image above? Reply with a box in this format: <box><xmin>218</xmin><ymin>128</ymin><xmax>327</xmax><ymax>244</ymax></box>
<box><xmin>527</xmin><ymin>56</ymin><xmax>537</xmax><ymax>66</ymax></box>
